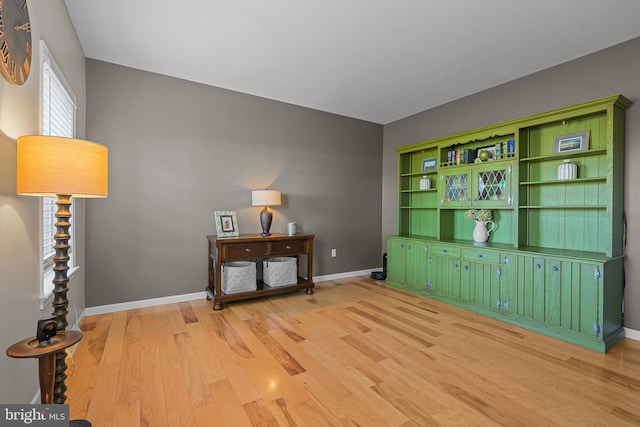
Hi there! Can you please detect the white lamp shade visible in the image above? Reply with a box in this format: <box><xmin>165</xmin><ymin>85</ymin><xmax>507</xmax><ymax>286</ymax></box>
<box><xmin>251</xmin><ymin>190</ymin><xmax>281</xmax><ymax>206</ymax></box>
<box><xmin>17</xmin><ymin>135</ymin><xmax>108</xmax><ymax>198</ymax></box>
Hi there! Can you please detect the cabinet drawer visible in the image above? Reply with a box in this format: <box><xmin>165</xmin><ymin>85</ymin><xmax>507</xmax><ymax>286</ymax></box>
<box><xmin>226</xmin><ymin>242</ymin><xmax>269</xmax><ymax>259</ymax></box>
<box><xmin>271</xmin><ymin>240</ymin><xmax>305</xmax><ymax>255</ymax></box>
<box><xmin>429</xmin><ymin>244</ymin><xmax>460</xmax><ymax>258</ymax></box>
<box><xmin>462</xmin><ymin>248</ymin><xmax>501</xmax><ymax>264</ymax></box>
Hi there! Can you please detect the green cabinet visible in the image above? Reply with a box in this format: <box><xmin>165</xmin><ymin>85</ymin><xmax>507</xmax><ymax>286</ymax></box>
<box><xmin>388</xmin><ymin>95</ymin><xmax>629</xmax><ymax>352</ymax></box>
<box><xmin>428</xmin><ymin>243</ymin><xmax>461</xmax><ymax>297</ymax></box>
<box><xmin>387</xmin><ymin>237</ymin><xmax>428</xmax><ymax>291</ymax></box>
<box><xmin>387</xmin><ymin>238</ymin><xmax>406</xmax><ymax>285</ymax></box>
<box><xmin>514</xmin><ymin>254</ymin><xmax>547</xmax><ymax>322</ymax></box>
<box><xmin>460</xmin><ymin>247</ymin><xmax>502</xmax><ymax>309</ymax></box>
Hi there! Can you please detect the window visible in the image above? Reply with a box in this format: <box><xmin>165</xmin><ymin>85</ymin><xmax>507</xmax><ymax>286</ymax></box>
<box><xmin>40</xmin><ymin>41</ymin><xmax>77</xmax><ymax>302</ymax></box>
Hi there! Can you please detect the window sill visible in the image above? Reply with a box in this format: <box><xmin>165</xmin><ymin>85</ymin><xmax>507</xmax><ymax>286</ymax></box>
<box><xmin>40</xmin><ymin>266</ymin><xmax>80</xmax><ymax>311</ymax></box>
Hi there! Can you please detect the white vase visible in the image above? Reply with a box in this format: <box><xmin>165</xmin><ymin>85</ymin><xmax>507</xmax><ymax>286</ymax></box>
<box><xmin>557</xmin><ymin>159</ymin><xmax>577</xmax><ymax>180</ymax></box>
<box><xmin>473</xmin><ymin>220</ymin><xmax>495</xmax><ymax>243</ymax></box>
<box><xmin>419</xmin><ymin>176</ymin><xmax>430</xmax><ymax>190</ymax></box>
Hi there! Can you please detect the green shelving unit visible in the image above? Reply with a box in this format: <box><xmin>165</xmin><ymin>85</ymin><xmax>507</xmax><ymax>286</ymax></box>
<box><xmin>387</xmin><ymin>95</ymin><xmax>630</xmax><ymax>352</ymax></box>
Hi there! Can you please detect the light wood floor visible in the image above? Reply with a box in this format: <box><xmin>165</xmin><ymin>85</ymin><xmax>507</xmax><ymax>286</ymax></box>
<box><xmin>65</xmin><ymin>276</ymin><xmax>640</xmax><ymax>426</ymax></box>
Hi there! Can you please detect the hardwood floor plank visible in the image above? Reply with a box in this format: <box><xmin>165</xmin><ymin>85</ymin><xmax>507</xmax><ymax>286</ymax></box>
<box><xmin>85</xmin><ymin>362</ymin><xmax>120</xmax><ymax>424</ymax></box>
<box><xmin>113</xmin><ymin>400</ymin><xmax>141</xmax><ymax>427</ymax></box>
<box><xmin>179</xmin><ymin>301</ymin><xmax>199</xmax><ymax>324</ymax></box>
<box><xmin>173</xmin><ymin>331</ymin><xmax>216</xmax><ymax>408</ymax></box>
<box><xmin>243</xmin><ymin>399</ymin><xmax>280</xmax><ymax>427</ymax></box>
<box><xmin>193</xmin><ymin>402</ymin><xmax>225</xmax><ymax>427</ymax></box>
<box><xmin>346</xmin><ymin>305</ymin><xmax>435</xmax><ymax>349</ymax></box>
<box><xmin>160</xmin><ymin>359</ymin><xmax>197</xmax><ymax>427</ymax></box>
<box><xmin>211</xmin><ymin>312</ymin><xmax>254</xmax><ymax>358</ymax></box>
<box><xmin>184</xmin><ymin>321</ymin><xmax>227</xmax><ymax>383</ymax></box>
<box><xmin>65</xmin><ymin>277</ymin><xmax>640</xmax><ymax>426</ymax></box>
<box><xmin>245</xmin><ymin>318</ymin><xmax>306</xmax><ymax>375</ymax></box>
<box><xmin>98</xmin><ymin>312</ymin><xmax>125</xmax><ymax>365</ymax></box>
<box><xmin>209</xmin><ymin>379</ymin><xmax>253</xmax><ymax>427</ymax></box>
<box><xmin>115</xmin><ymin>331</ymin><xmax>141</xmax><ymax>405</ymax></box>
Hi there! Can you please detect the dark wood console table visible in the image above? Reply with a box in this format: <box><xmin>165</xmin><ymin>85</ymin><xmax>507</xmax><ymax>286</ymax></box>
<box><xmin>207</xmin><ymin>233</ymin><xmax>315</xmax><ymax>310</ymax></box>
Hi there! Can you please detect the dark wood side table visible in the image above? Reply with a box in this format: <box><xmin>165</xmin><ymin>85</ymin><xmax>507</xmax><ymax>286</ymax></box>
<box><xmin>207</xmin><ymin>233</ymin><xmax>315</xmax><ymax>310</ymax></box>
<box><xmin>7</xmin><ymin>330</ymin><xmax>83</xmax><ymax>404</ymax></box>
<box><xmin>6</xmin><ymin>330</ymin><xmax>91</xmax><ymax>426</ymax></box>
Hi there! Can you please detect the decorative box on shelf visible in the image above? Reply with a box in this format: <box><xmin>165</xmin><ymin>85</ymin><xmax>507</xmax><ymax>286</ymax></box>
<box><xmin>263</xmin><ymin>257</ymin><xmax>297</xmax><ymax>287</ymax></box>
<box><xmin>222</xmin><ymin>261</ymin><xmax>256</xmax><ymax>294</ymax></box>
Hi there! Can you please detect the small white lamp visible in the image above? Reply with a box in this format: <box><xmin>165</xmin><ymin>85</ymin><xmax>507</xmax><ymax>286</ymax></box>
<box><xmin>251</xmin><ymin>190</ymin><xmax>281</xmax><ymax>236</ymax></box>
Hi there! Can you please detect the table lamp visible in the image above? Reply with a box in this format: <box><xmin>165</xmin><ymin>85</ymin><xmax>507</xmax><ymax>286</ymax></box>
<box><xmin>251</xmin><ymin>190</ymin><xmax>281</xmax><ymax>236</ymax></box>
<box><xmin>15</xmin><ymin>135</ymin><xmax>108</xmax><ymax>407</ymax></box>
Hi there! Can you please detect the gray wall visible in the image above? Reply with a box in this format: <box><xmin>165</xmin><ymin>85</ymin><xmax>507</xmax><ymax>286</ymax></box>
<box><xmin>383</xmin><ymin>37</ymin><xmax>640</xmax><ymax>330</ymax></box>
<box><xmin>84</xmin><ymin>60</ymin><xmax>383</xmax><ymax>306</ymax></box>
<box><xmin>0</xmin><ymin>1</ymin><xmax>87</xmax><ymax>404</ymax></box>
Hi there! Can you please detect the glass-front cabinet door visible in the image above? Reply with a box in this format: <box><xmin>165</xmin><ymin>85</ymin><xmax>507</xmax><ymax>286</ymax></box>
<box><xmin>472</xmin><ymin>162</ymin><xmax>513</xmax><ymax>207</ymax></box>
<box><xmin>439</xmin><ymin>162</ymin><xmax>513</xmax><ymax>208</ymax></box>
<box><xmin>439</xmin><ymin>169</ymin><xmax>470</xmax><ymax>207</ymax></box>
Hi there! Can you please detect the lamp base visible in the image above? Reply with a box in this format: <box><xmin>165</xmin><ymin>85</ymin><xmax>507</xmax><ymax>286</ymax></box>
<box><xmin>259</xmin><ymin>206</ymin><xmax>273</xmax><ymax>237</ymax></box>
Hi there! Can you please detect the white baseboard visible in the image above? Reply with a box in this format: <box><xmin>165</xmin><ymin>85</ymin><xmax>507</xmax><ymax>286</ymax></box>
<box><xmin>82</xmin><ymin>269</ymin><xmax>379</xmax><ymax>317</ymax></box>
<box><xmin>624</xmin><ymin>327</ymin><xmax>640</xmax><ymax>341</ymax></box>
<box><xmin>313</xmin><ymin>268</ymin><xmax>379</xmax><ymax>282</ymax></box>
<box><xmin>84</xmin><ymin>291</ymin><xmax>207</xmax><ymax>316</ymax></box>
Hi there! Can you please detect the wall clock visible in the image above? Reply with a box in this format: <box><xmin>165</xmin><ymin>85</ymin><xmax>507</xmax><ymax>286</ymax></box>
<box><xmin>0</xmin><ymin>0</ymin><xmax>32</xmax><ymax>85</ymax></box>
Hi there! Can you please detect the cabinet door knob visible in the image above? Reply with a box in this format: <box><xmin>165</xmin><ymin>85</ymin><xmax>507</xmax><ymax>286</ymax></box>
<box><xmin>536</xmin><ymin>263</ymin><xmax>541</xmax><ymax>269</ymax></box>
<box><xmin>552</xmin><ymin>265</ymin><xmax>559</xmax><ymax>272</ymax></box>
<box><xmin>477</xmin><ymin>254</ymin><xmax>483</xmax><ymax>258</ymax></box>
<box><xmin>442</xmin><ymin>249</ymin><xmax>448</xmax><ymax>253</ymax></box>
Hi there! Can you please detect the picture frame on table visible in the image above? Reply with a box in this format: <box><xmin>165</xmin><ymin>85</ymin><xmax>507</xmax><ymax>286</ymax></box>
<box><xmin>214</xmin><ymin>210</ymin><xmax>239</xmax><ymax>237</ymax></box>
<box><xmin>553</xmin><ymin>130</ymin><xmax>590</xmax><ymax>154</ymax></box>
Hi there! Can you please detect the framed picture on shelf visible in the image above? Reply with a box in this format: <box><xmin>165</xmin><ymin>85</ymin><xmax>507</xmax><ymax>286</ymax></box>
<box><xmin>422</xmin><ymin>158</ymin><xmax>437</xmax><ymax>172</ymax></box>
<box><xmin>553</xmin><ymin>130</ymin><xmax>590</xmax><ymax>154</ymax></box>
<box><xmin>214</xmin><ymin>210</ymin><xmax>239</xmax><ymax>237</ymax></box>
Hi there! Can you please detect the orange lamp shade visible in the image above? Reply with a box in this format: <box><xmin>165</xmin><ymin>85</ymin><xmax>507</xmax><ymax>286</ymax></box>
<box><xmin>17</xmin><ymin>135</ymin><xmax>108</xmax><ymax>198</ymax></box>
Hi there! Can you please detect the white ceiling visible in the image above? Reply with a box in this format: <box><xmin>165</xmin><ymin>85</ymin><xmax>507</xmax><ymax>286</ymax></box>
<box><xmin>64</xmin><ymin>0</ymin><xmax>640</xmax><ymax>124</ymax></box>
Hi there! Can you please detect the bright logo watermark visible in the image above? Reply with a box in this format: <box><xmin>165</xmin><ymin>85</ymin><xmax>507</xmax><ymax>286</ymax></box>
<box><xmin>0</xmin><ymin>405</ymin><xmax>68</xmax><ymax>426</ymax></box>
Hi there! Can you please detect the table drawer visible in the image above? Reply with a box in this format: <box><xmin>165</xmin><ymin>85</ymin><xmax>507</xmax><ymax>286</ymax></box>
<box><xmin>429</xmin><ymin>244</ymin><xmax>460</xmax><ymax>258</ymax></box>
<box><xmin>225</xmin><ymin>242</ymin><xmax>269</xmax><ymax>259</ymax></box>
<box><xmin>271</xmin><ymin>240</ymin><xmax>305</xmax><ymax>255</ymax></box>
<box><xmin>462</xmin><ymin>248</ymin><xmax>501</xmax><ymax>264</ymax></box>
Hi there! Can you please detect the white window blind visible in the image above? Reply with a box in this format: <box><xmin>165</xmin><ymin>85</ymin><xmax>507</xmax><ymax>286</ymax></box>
<box><xmin>41</xmin><ymin>41</ymin><xmax>77</xmax><ymax>278</ymax></box>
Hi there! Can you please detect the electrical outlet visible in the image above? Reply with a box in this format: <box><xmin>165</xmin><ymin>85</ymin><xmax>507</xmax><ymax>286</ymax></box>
<box><xmin>331</xmin><ymin>249</ymin><xmax>337</xmax><ymax>257</ymax></box>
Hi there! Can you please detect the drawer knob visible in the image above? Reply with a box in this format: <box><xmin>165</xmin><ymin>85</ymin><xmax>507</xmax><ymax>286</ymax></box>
<box><xmin>286</xmin><ymin>245</ymin><xmax>292</xmax><ymax>250</ymax></box>
<box><xmin>477</xmin><ymin>254</ymin><xmax>483</xmax><ymax>258</ymax></box>
<box><xmin>245</xmin><ymin>248</ymin><xmax>252</xmax><ymax>253</ymax></box>
<box><xmin>442</xmin><ymin>249</ymin><xmax>448</xmax><ymax>253</ymax></box>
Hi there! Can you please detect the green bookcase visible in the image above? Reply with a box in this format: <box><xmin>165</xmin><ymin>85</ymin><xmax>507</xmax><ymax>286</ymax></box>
<box><xmin>387</xmin><ymin>95</ymin><xmax>630</xmax><ymax>352</ymax></box>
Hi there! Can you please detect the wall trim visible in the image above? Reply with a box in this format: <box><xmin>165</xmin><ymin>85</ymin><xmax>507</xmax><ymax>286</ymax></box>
<box><xmin>82</xmin><ymin>269</ymin><xmax>379</xmax><ymax>316</ymax></box>
<box><xmin>312</xmin><ymin>268</ymin><xmax>379</xmax><ymax>282</ymax></box>
<box><xmin>624</xmin><ymin>327</ymin><xmax>640</xmax><ymax>341</ymax></box>
<box><xmin>83</xmin><ymin>291</ymin><xmax>208</xmax><ymax>316</ymax></box>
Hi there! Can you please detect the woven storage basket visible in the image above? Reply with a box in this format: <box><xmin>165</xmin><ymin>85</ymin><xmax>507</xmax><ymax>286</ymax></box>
<box><xmin>263</xmin><ymin>257</ymin><xmax>297</xmax><ymax>287</ymax></box>
<box><xmin>222</xmin><ymin>261</ymin><xmax>256</xmax><ymax>294</ymax></box>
